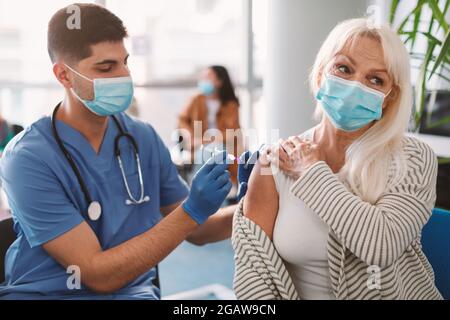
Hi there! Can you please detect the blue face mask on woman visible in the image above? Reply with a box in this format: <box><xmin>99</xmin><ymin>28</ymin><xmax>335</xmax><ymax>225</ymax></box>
<box><xmin>198</xmin><ymin>80</ymin><xmax>215</xmax><ymax>96</ymax></box>
<box><xmin>316</xmin><ymin>74</ymin><xmax>390</xmax><ymax>132</ymax></box>
<box><xmin>65</xmin><ymin>64</ymin><xmax>134</xmax><ymax>116</ymax></box>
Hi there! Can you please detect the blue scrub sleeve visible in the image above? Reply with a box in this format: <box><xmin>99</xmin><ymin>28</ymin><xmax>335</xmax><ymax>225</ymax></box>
<box><xmin>152</xmin><ymin>128</ymin><xmax>189</xmax><ymax>207</ymax></box>
<box><xmin>0</xmin><ymin>150</ymin><xmax>85</xmax><ymax>248</ymax></box>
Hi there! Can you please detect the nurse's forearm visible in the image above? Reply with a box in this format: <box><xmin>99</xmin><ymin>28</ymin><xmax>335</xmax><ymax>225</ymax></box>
<box><xmin>87</xmin><ymin>205</ymin><xmax>198</xmax><ymax>294</ymax></box>
<box><xmin>186</xmin><ymin>204</ymin><xmax>236</xmax><ymax>245</ymax></box>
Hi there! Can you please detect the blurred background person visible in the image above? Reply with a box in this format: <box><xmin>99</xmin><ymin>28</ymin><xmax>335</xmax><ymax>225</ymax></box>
<box><xmin>178</xmin><ymin>65</ymin><xmax>243</xmax><ymax>192</ymax></box>
<box><xmin>0</xmin><ymin>114</ymin><xmax>23</xmax><ymax>155</ymax></box>
<box><xmin>0</xmin><ymin>112</ymin><xmax>22</xmax><ymax>212</ymax></box>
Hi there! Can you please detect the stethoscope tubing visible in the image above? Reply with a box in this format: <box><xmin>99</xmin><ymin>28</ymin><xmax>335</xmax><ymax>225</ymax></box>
<box><xmin>51</xmin><ymin>103</ymin><xmax>149</xmax><ymax>220</ymax></box>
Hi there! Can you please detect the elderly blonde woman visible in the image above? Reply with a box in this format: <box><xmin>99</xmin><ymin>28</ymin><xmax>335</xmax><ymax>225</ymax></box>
<box><xmin>232</xmin><ymin>18</ymin><xmax>442</xmax><ymax>300</ymax></box>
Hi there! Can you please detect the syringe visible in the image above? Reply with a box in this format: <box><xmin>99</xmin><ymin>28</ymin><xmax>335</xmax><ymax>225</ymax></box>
<box><xmin>200</xmin><ymin>145</ymin><xmax>236</xmax><ymax>162</ymax></box>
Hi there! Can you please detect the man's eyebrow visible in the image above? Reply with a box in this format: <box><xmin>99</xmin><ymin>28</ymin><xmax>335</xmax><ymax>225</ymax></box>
<box><xmin>94</xmin><ymin>59</ymin><xmax>118</xmax><ymax>65</ymax></box>
<box><xmin>95</xmin><ymin>55</ymin><xmax>130</xmax><ymax>65</ymax></box>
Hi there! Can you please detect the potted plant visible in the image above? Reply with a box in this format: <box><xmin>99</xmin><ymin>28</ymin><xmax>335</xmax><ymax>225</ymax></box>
<box><xmin>390</xmin><ymin>0</ymin><xmax>450</xmax><ymax>210</ymax></box>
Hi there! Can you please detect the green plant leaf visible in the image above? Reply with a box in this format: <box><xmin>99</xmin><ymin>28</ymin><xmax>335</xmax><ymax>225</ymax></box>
<box><xmin>390</xmin><ymin>0</ymin><xmax>401</xmax><ymax>25</ymax></box>
<box><xmin>414</xmin><ymin>41</ymin><xmax>437</xmax><ymax>130</ymax></box>
<box><xmin>433</xmin><ymin>72</ymin><xmax>450</xmax><ymax>82</ymax></box>
<box><xmin>428</xmin><ymin>0</ymin><xmax>449</xmax><ymax>33</ymax></box>
<box><xmin>444</xmin><ymin>0</ymin><xmax>450</xmax><ymax>16</ymax></box>
<box><xmin>419</xmin><ymin>32</ymin><xmax>442</xmax><ymax>45</ymax></box>
<box><xmin>427</xmin><ymin>3</ymin><xmax>436</xmax><ymax>35</ymax></box>
<box><xmin>427</xmin><ymin>115</ymin><xmax>450</xmax><ymax>128</ymax></box>
<box><xmin>397</xmin><ymin>0</ymin><xmax>426</xmax><ymax>32</ymax></box>
<box><xmin>392</xmin><ymin>0</ymin><xmax>450</xmax><ymax>132</ymax></box>
<box><xmin>438</xmin><ymin>157</ymin><xmax>450</xmax><ymax>165</ymax></box>
<box><xmin>400</xmin><ymin>30</ymin><xmax>443</xmax><ymax>45</ymax></box>
<box><xmin>437</xmin><ymin>74</ymin><xmax>450</xmax><ymax>82</ymax></box>
<box><xmin>411</xmin><ymin>65</ymin><xmax>450</xmax><ymax>82</ymax></box>
<box><xmin>410</xmin><ymin>5</ymin><xmax>424</xmax><ymax>49</ymax></box>
<box><xmin>429</xmin><ymin>30</ymin><xmax>450</xmax><ymax>79</ymax></box>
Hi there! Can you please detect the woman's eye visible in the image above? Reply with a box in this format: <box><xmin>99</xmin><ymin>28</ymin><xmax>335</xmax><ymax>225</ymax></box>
<box><xmin>370</xmin><ymin>77</ymin><xmax>384</xmax><ymax>86</ymax></box>
<box><xmin>337</xmin><ymin>65</ymin><xmax>350</xmax><ymax>74</ymax></box>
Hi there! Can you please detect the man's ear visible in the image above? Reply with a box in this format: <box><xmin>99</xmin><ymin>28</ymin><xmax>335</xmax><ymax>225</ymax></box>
<box><xmin>53</xmin><ymin>63</ymin><xmax>72</xmax><ymax>89</ymax></box>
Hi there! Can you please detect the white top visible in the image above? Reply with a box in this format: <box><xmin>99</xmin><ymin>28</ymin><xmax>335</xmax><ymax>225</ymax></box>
<box><xmin>206</xmin><ymin>99</ymin><xmax>220</xmax><ymax>129</ymax></box>
<box><xmin>272</xmin><ymin>128</ymin><xmax>335</xmax><ymax>300</ymax></box>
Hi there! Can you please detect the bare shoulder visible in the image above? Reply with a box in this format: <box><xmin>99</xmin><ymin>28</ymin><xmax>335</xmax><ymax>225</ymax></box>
<box><xmin>243</xmin><ymin>160</ymin><xmax>279</xmax><ymax>240</ymax></box>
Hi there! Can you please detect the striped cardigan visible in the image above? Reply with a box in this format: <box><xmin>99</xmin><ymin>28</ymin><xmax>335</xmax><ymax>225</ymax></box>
<box><xmin>232</xmin><ymin>136</ymin><xmax>443</xmax><ymax>300</ymax></box>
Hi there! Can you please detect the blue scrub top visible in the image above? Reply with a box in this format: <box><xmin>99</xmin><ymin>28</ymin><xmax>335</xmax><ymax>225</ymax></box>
<box><xmin>0</xmin><ymin>112</ymin><xmax>189</xmax><ymax>300</ymax></box>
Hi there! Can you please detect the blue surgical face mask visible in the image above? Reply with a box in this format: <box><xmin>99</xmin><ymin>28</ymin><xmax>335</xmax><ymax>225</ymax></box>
<box><xmin>198</xmin><ymin>80</ymin><xmax>215</xmax><ymax>96</ymax></box>
<box><xmin>65</xmin><ymin>64</ymin><xmax>134</xmax><ymax>117</ymax></box>
<box><xmin>316</xmin><ymin>74</ymin><xmax>390</xmax><ymax>132</ymax></box>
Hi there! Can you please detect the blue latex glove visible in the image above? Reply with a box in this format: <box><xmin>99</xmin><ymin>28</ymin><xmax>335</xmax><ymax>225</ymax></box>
<box><xmin>182</xmin><ymin>150</ymin><xmax>232</xmax><ymax>224</ymax></box>
<box><xmin>236</xmin><ymin>149</ymin><xmax>261</xmax><ymax>201</ymax></box>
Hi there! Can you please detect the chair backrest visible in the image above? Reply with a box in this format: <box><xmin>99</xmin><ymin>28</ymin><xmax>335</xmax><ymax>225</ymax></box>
<box><xmin>422</xmin><ymin>208</ymin><xmax>450</xmax><ymax>300</ymax></box>
<box><xmin>0</xmin><ymin>217</ymin><xmax>16</xmax><ymax>284</ymax></box>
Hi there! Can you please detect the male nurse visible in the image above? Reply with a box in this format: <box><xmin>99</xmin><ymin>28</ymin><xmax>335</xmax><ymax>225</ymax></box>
<box><xmin>0</xmin><ymin>3</ymin><xmax>236</xmax><ymax>300</ymax></box>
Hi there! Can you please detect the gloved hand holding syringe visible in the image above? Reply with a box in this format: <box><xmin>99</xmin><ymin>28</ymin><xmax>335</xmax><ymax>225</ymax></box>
<box><xmin>198</xmin><ymin>142</ymin><xmax>287</xmax><ymax>201</ymax></box>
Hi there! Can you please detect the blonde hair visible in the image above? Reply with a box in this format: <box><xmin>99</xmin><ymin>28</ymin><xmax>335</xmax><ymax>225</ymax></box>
<box><xmin>310</xmin><ymin>18</ymin><xmax>412</xmax><ymax>204</ymax></box>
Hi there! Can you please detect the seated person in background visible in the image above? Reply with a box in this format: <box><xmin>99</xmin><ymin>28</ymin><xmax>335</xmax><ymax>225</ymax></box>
<box><xmin>0</xmin><ymin>115</ymin><xmax>23</xmax><ymax>155</ymax></box>
<box><xmin>0</xmin><ymin>115</ymin><xmax>23</xmax><ymax>210</ymax></box>
<box><xmin>233</xmin><ymin>18</ymin><xmax>442</xmax><ymax>300</ymax></box>
<box><xmin>178</xmin><ymin>66</ymin><xmax>243</xmax><ymax>185</ymax></box>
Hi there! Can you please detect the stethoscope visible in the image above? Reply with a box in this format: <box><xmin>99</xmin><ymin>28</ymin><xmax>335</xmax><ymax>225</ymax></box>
<box><xmin>51</xmin><ymin>103</ymin><xmax>150</xmax><ymax>221</ymax></box>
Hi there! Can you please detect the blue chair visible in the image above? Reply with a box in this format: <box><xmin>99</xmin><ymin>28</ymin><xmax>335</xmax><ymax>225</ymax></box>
<box><xmin>421</xmin><ymin>208</ymin><xmax>450</xmax><ymax>299</ymax></box>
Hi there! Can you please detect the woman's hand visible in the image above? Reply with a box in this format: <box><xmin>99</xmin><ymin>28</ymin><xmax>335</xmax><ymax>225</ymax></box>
<box><xmin>272</xmin><ymin>136</ymin><xmax>325</xmax><ymax>180</ymax></box>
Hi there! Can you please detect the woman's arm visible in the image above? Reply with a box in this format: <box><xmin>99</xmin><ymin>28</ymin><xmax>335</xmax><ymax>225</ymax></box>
<box><xmin>243</xmin><ymin>161</ymin><xmax>279</xmax><ymax>240</ymax></box>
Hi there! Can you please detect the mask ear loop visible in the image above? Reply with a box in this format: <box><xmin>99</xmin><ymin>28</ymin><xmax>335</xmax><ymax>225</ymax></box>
<box><xmin>64</xmin><ymin>63</ymin><xmax>94</xmax><ymax>83</ymax></box>
<box><xmin>64</xmin><ymin>63</ymin><xmax>98</xmax><ymax>108</ymax></box>
<box><xmin>384</xmin><ymin>88</ymin><xmax>393</xmax><ymax>99</ymax></box>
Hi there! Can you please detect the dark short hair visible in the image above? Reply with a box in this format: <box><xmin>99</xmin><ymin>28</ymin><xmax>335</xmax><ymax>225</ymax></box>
<box><xmin>47</xmin><ymin>3</ymin><xmax>128</xmax><ymax>64</ymax></box>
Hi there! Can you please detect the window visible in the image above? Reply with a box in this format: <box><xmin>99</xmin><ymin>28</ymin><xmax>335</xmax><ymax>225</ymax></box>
<box><xmin>0</xmin><ymin>0</ymin><xmax>94</xmax><ymax>125</ymax></box>
<box><xmin>0</xmin><ymin>0</ymin><xmax>264</xmax><ymax>145</ymax></box>
<box><xmin>106</xmin><ymin>0</ymin><xmax>246</xmax><ymax>85</ymax></box>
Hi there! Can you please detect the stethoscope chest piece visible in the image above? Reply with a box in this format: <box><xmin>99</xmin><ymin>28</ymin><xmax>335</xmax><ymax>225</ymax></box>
<box><xmin>88</xmin><ymin>201</ymin><xmax>102</xmax><ymax>221</ymax></box>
